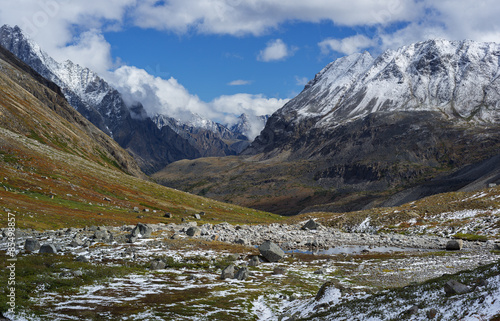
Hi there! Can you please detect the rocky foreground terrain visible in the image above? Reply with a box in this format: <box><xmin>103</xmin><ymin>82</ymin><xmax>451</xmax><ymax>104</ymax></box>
<box><xmin>1</xmin><ymin>218</ymin><xmax>499</xmax><ymax>320</ymax></box>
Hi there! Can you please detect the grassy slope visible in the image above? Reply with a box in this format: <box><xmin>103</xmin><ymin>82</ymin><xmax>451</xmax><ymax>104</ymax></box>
<box><xmin>0</xmin><ymin>127</ymin><xmax>282</xmax><ymax>229</ymax></box>
<box><xmin>0</xmin><ymin>47</ymin><xmax>282</xmax><ymax>230</ymax></box>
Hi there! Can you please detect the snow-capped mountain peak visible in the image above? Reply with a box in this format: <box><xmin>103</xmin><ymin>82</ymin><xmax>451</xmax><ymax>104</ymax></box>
<box><xmin>281</xmin><ymin>39</ymin><xmax>500</xmax><ymax>129</ymax></box>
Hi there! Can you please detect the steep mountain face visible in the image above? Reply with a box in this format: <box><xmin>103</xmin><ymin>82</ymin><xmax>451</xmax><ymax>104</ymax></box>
<box><xmin>0</xmin><ymin>43</ymin><xmax>144</xmax><ymax>178</ymax></box>
<box><xmin>246</xmin><ymin>39</ymin><xmax>500</xmax><ymax>157</ymax></box>
<box><xmin>0</xmin><ymin>25</ymin><xmax>199</xmax><ymax>174</ymax></box>
<box><xmin>153</xmin><ymin>113</ymin><xmax>248</xmax><ymax>157</ymax></box>
<box><xmin>158</xmin><ymin>40</ymin><xmax>500</xmax><ymax>215</ymax></box>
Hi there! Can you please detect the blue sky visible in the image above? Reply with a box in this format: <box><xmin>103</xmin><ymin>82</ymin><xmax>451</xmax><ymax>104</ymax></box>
<box><xmin>1</xmin><ymin>0</ymin><xmax>500</xmax><ymax>126</ymax></box>
<box><xmin>103</xmin><ymin>22</ymin><xmax>357</xmax><ymax>101</ymax></box>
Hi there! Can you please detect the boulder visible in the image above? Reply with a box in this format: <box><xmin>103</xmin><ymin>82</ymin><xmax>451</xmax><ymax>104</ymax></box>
<box><xmin>193</xmin><ymin>214</ymin><xmax>201</xmax><ymax>220</ymax></box>
<box><xmin>248</xmin><ymin>256</ymin><xmax>260</xmax><ymax>267</ymax></box>
<box><xmin>301</xmin><ymin>219</ymin><xmax>319</xmax><ymax>230</ymax></box>
<box><xmin>444</xmin><ymin>280</ymin><xmax>470</xmax><ymax>295</ymax></box>
<box><xmin>164</xmin><ymin>212</ymin><xmax>172</xmax><ymax>218</ymax></box>
<box><xmin>258</xmin><ymin>241</ymin><xmax>285</xmax><ymax>262</ymax></box>
<box><xmin>235</xmin><ymin>238</ymin><xmax>249</xmax><ymax>245</ymax></box>
<box><xmin>131</xmin><ymin>223</ymin><xmax>153</xmax><ymax>238</ymax></box>
<box><xmin>150</xmin><ymin>259</ymin><xmax>167</xmax><ymax>270</ymax></box>
<box><xmin>235</xmin><ymin>267</ymin><xmax>249</xmax><ymax>280</ymax></box>
<box><xmin>69</xmin><ymin>237</ymin><xmax>84</xmax><ymax>247</ymax></box>
<box><xmin>273</xmin><ymin>267</ymin><xmax>286</xmax><ymax>275</ymax></box>
<box><xmin>446</xmin><ymin>239</ymin><xmax>463</xmax><ymax>251</ymax></box>
<box><xmin>427</xmin><ymin>308</ymin><xmax>438</xmax><ymax>319</ymax></box>
<box><xmin>221</xmin><ymin>265</ymin><xmax>235</xmax><ymax>280</ymax></box>
<box><xmin>39</xmin><ymin>244</ymin><xmax>57</xmax><ymax>254</ymax></box>
<box><xmin>24</xmin><ymin>238</ymin><xmax>40</xmax><ymax>252</ymax></box>
<box><xmin>315</xmin><ymin>281</ymin><xmax>335</xmax><ymax>301</ymax></box>
<box><xmin>73</xmin><ymin>270</ymin><xmax>83</xmax><ymax>277</ymax></box>
<box><xmin>186</xmin><ymin>227</ymin><xmax>201</xmax><ymax>237</ymax></box>
<box><xmin>93</xmin><ymin>230</ymin><xmax>112</xmax><ymax>242</ymax></box>
<box><xmin>75</xmin><ymin>255</ymin><xmax>89</xmax><ymax>263</ymax></box>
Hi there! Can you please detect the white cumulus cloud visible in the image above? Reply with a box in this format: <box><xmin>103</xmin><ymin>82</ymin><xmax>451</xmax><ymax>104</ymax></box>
<box><xmin>319</xmin><ymin>35</ymin><xmax>376</xmax><ymax>55</ymax></box>
<box><xmin>257</xmin><ymin>39</ymin><xmax>293</xmax><ymax>62</ymax></box>
<box><xmin>107</xmin><ymin>66</ymin><xmax>286</xmax><ymax>137</ymax></box>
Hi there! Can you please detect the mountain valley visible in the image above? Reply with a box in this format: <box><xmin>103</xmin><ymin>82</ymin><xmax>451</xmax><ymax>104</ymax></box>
<box><xmin>0</xmin><ymin>25</ymin><xmax>499</xmax><ymax>321</ymax></box>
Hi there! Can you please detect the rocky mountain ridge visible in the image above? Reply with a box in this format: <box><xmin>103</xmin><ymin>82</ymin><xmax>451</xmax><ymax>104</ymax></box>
<box><xmin>0</xmin><ymin>25</ymin><xmax>254</xmax><ymax>173</ymax></box>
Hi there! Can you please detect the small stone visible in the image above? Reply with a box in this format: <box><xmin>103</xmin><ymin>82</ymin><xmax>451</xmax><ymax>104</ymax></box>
<box><xmin>164</xmin><ymin>212</ymin><xmax>172</xmax><ymax>218</ymax></box>
<box><xmin>73</xmin><ymin>270</ymin><xmax>83</xmax><ymax>277</ymax></box>
<box><xmin>133</xmin><ymin>207</ymin><xmax>140</xmax><ymax>212</ymax></box>
<box><xmin>143</xmin><ymin>208</ymin><xmax>150</xmax><ymax>212</ymax></box>
<box><xmin>235</xmin><ymin>238</ymin><xmax>249</xmax><ymax>245</ymax></box>
<box><xmin>408</xmin><ymin>305</ymin><xmax>419</xmax><ymax>315</ymax></box>
<box><xmin>221</xmin><ymin>265</ymin><xmax>235</xmax><ymax>280</ymax></box>
<box><xmin>273</xmin><ymin>267</ymin><xmax>286</xmax><ymax>275</ymax></box>
<box><xmin>75</xmin><ymin>255</ymin><xmax>89</xmax><ymax>263</ymax></box>
<box><xmin>314</xmin><ymin>268</ymin><xmax>326</xmax><ymax>275</ymax></box>
<box><xmin>427</xmin><ymin>308</ymin><xmax>438</xmax><ymax>319</ymax></box>
<box><xmin>193</xmin><ymin>214</ymin><xmax>201</xmax><ymax>220</ymax></box>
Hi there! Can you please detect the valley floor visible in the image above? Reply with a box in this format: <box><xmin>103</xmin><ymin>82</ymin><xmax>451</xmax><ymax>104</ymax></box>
<box><xmin>0</xmin><ymin>221</ymin><xmax>499</xmax><ymax>320</ymax></box>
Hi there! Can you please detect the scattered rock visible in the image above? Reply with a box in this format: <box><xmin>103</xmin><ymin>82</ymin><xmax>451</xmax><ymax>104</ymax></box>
<box><xmin>248</xmin><ymin>256</ymin><xmax>260</xmax><ymax>267</ymax></box>
<box><xmin>235</xmin><ymin>267</ymin><xmax>249</xmax><ymax>280</ymax></box>
<box><xmin>273</xmin><ymin>267</ymin><xmax>287</xmax><ymax>275</ymax></box>
<box><xmin>444</xmin><ymin>279</ymin><xmax>470</xmax><ymax>295</ymax></box>
<box><xmin>24</xmin><ymin>238</ymin><xmax>40</xmax><ymax>252</ymax></box>
<box><xmin>150</xmin><ymin>259</ymin><xmax>167</xmax><ymax>270</ymax></box>
<box><xmin>314</xmin><ymin>268</ymin><xmax>326</xmax><ymax>275</ymax></box>
<box><xmin>103</xmin><ymin>197</ymin><xmax>111</xmax><ymax>202</ymax></box>
<box><xmin>186</xmin><ymin>227</ymin><xmax>201</xmax><ymax>237</ymax></box>
<box><xmin>39</xmin><ymin>244</ymin><xmax>57</xmax><ymax>254</ymax></box>
<box><xmin>221</xmin><ymin>265</ymin><xmax>235</xmax><ymax>280</ymax></box>
<box><xmin>73</xmin><ymin>270</ymin><xmax>83</xmax><ymax>277</ymax></box>
<box><xmin>131</xmin><ymin>223</ymin><xmax>152</xmax><ymax>238</ymax></box>
<box><xmin>301</xmin><ymin>219</ymin><xmax>319</xmax><ymax>230</ymax></box>
<box><xmin>75</xmin><ymin>255</ymin><xmax>89</xmax><ymax>263</ymax></box>
<box><xmin>164</xmin><ymin>213</ymin><xmax>172</xmax><ymax>218</ymax></box>
<box><xmin>315</xmin><ymin>281</ymin><xmax>334</xmax><ymax>301</ymax></box>
<box><xmin>408</xmin><ymin>305</ymin><xmax>419</xmax><ymax>315</ymax></box>
<box><xmin>69</xmin><ymin>237</ymin><xmax>85</xmax><ymax>247</ymax></box>
<box><xmin>93</xmin><ymin>230</ymin><xmax>112</xmax><ymax>242</ymax></box>
<box><xmin>446</xmin><ymin>239</ymin><xmax>463</xmax><ymax>251</ymax></box>
<box><xmin>235</xmin><ymin>238</ymin><xmax>249</xmax><ymax>246</ymax></box>
<box><xmin>193</xmin><ymin>214</ymin><xmax>201</xmax><ymax>220</ymax></box>
<box><xmin>427</xmin><ymin>308</ymin><xmax>438</xmax><ymax>319</ymax></box>
<box><xmin>258</xmin><ymin>241</ymin><xmax>285</xmax><ymax>262</ymax></box>
<box><xmin>133</xmin><ymin>207</ymin><xmax>140</xmax><ymax>212</ymax></box>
